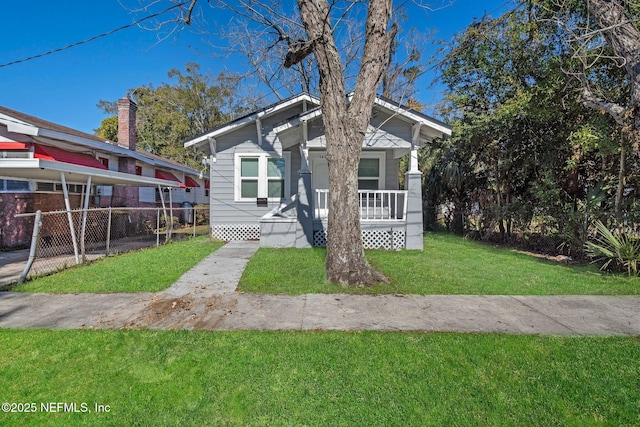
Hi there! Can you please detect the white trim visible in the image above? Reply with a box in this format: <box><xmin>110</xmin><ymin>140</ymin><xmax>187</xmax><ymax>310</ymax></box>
<box><xmin>233</xmin><ymin>152</ymin><xmax>291</xmax><ymax>202</ymax></box>
<box><xmin>0</xmin><ymin>112</ymin><xmax>204</xmax><ymax>179</ymax></box>
<box><xmin>185</xmin><ymin>94</ymin><xmax>320</xmax><ymax>149</ymax></box>
<box><xmin>272</xmin><ymin>109</ymin><xmax>322</xmax><ymax>133</ymax></box>
<box><xmin>0</xmin><ymin>178</ymin><xmax>31</xmax><ymax>193</ymax></box>
<box><xmin>370</xmin><ymin>96</ymin><xmax>452</xmax><ymax>137</ymax></box>
<box><xmin>0</xmin><ymin>114</ymin><xmax>39</xmax><ymax>136</ymax></box>
<box><xmin>359</xmin><ymin>151</ymin><xmax>386</xmax><ymax>190</ymax></box>
<box><xmin>0</xmin><ymin>158</ymin><xmax>182</xmax><ymax>187</ymax></box>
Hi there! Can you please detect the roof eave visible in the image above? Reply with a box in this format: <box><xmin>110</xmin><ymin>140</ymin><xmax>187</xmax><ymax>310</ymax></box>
<box><xmin>0</xmin><ymin>158</ymin><xmax>183</xmax><ymax>187</ymax></box>
<box><xmin>184</xmin><ymin>93</ymin><xmax>320</xmax><ymax>150</ymax></box>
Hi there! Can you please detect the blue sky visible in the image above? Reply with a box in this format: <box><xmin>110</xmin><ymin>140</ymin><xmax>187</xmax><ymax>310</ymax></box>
<box><xmin>1</xmin><ymin>0</ymin><xmax>511</xmax><ymax>134</ymax></box>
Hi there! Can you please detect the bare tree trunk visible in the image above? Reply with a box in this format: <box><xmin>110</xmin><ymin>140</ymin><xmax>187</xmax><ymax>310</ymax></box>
<box><xmin>294</xmin><ymin>0</ymin><xmax>395</xmax><ymax>285</ymax></box>
<box><xmin>615</xmin><ymin>141</ymin><xmax>626</xmax><ymax>224</ymax></box>
<box><xmin>586</xmin><ymin>0</ymin><xmax>640</xmax><ymax>114</ymax></box>
<box><xmin>584</xmin><ymin>0</ymin><xmax>640</xmax><ymax>224</ymax></box>
<box><xmin>582</xmin><ymin>0</ymin><xmax>640</xmax><ymax>145</ymax></box>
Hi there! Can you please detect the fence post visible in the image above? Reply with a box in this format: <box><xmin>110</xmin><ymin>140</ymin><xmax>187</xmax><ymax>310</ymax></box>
<box><xmin>80</xmin><ymin>176</ymin><xmax>91</xmax><ymax>263</ymax></box>
<box><xmin>156</xmin><ymin>208</ymin><xmax>160</xmax><ymax>246</ymax></box>
<box><xmin>60</xmin><ymin>173</ymin><xmax>80</xmax><ymax>264</ymax></box>
<box><xmin>193</xmin><ymin>207</ymin><xmax>197</xmax><ymax>237</ymax></box>
<box><xmin>18</xmin><ymin>210</ymin><xmax>42</xmax><ymax>284</ymax></box>
<box><xmin>106</xmin><ymin>207</ymin><xmax>112</xmax><ymax>255</ymax></box>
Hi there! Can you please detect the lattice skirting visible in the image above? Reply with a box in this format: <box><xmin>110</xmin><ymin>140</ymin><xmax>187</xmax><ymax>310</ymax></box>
<box><xmin>313</xmin><ymin>229</ymin><xmax>406</xmax><ymax>250</ymax></box>
<box><xmin>212</xmin><ymin>224</ymin><xmax>260</xmax><ymax>241</ymax></box>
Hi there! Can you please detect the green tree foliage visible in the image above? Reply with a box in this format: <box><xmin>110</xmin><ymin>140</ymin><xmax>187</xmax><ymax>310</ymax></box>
<box><xmin>95</xmin><ymin>115</ymin><xmax>118</xmax><ymax>142</ymax></box>
<box><xmin>96</xmin><ymin>63</ymin><xmax>248</xmax><ymax>168</ymax></box>
<box><xmin>433</xmin><ymin>5</ymin><xmax>635</xmax><ymax>253</ymax></box>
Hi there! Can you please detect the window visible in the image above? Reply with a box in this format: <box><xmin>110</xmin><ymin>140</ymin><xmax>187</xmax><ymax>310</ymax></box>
<box><xmin>267</xmin><ymin>158</ymin><xmax>286</xmax><ymax>198</ymax></box>
<box><xmin>240</xmin><ymin>157</ymin><xmax>259</xmax><ymax>198</ymax></box>
<box><xmin>357</xmin><ymin>152</ymin><xmax>385</xmax><ymax>190</ymax></box>
<box><xmin>358</xmin><ymin>158</ymin><xmax>380</xmax><ymax>190</ymax></box>
<box><xmin>135</xmin><ymin>165</ymin><xmax>142</xmax><ymax>176</ymax></box>
<box><xmin>36</xmin><ymin>182</ymin><xmax>86</xmax><ymax>194</ymax></box>
<box><xmin>0</xmin><ymin>179</ymin><xmax>30</xmax><ymax>192</ymax></box>
<box><xmin>37</xmin><ymin>182</ymin><xmax>55</xmax><ymax>192</ymax></box>
<box><xmin>235</xmin><ymin>153</ymin><xmax>290</xmax><ymax>201</ymax></box>
<box><xmin>99</xmin><ymin>157</ymin><xmax>109</xmax><ymax>168</ymax></box>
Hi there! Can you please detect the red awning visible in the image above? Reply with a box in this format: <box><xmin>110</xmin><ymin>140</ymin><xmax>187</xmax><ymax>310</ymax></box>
<box><xmin>204</xmin><ymin>179</ymin><xmax>210</xmax><ymax>189</ymax></box>
<box><xmin>34</xmin><ymin>144</ymin><xmax>108</xmax><ymax>169</ymax></box>
<box><xmin>155</xmin><ymin>170</ymin><xmax>186</xmax><ymax>188</ymax></box>
<box><xmin>184</xmin><ymin>176</ymin><xmax>200</xmax><ymax>188</ymax></box>
<box><xmin>0</xmin><ymin>142</ymin><xmax>31</xmax><ymax>150</ymax></box>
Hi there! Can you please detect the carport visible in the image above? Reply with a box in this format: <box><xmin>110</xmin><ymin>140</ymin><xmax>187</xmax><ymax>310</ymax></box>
<box><xmin>0</xmin><ymin>156</ymin><xmax>181</xmax><ymax>269</ymax></box>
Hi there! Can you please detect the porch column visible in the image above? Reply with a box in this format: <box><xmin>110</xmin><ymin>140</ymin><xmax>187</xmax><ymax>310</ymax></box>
<box><xmin>296</xmin><ymin>141</ymin><xmax>314</xmax><ymax>248</ymax></box>
<box><xmin>405</xmin><ymin>152</ymin><xmax>424</xmax><ymax>250</ymax></box>
<box><xmin>208</xmin><ymin>137</ymin><xmax>216</xmax><ymax>238</ymax></box>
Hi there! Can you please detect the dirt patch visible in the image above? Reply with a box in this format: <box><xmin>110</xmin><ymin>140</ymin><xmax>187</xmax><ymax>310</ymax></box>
<box><xmin>513</xmin><ymin>250</ymin><xmax>574</xmax><ymax>263</ymax></box>
<box><xmin>125</xmin><ymin>295</ymin><xmax>194</xmax><ymax>328</ymax></box>
<box><xmin>192</xmin><ymin>296</ymin><xmax>238</xmax><ymax>329</ymax></box>
<box><xmin>124</xmin><ymin>294</ymin><xmax>238</xmax><ymax>329</ymax></box>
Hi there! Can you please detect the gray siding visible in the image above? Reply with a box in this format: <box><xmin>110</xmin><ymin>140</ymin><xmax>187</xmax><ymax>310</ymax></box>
<box><xmin>211</xmin><ymin>144</ymin><xmax>286</xmax><ymax>225</ymax></box>
<box><xmin>208</xmin><ymin>101</ymin><xmax>410</xmax><ymax>225</ymax></box>
<box><xmin>371</xmin><ymin>112</ymin><xmax>412</xmax><ymax>142</ymax></box>
<box><xmin>305</xmin><ymin>114</ymin><xmax>412</xmax><ymax>150</ymax></box>
<box><xmin>384</xmin><ymin>150</ymin><xmax>399</xmax><ymax>190</ymax></box>
<box><xmin>210</xmin><ymin>102</ymin><xmax>308</xmax><ymax>225</ymax></box>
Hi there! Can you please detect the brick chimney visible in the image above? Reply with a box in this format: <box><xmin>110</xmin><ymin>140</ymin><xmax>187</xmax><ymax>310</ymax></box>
<box><xmin>117</xmin><ymin>96</ymin><xmax>137</xmax><ymax>150</ymax></box>
<box><xmin>112</xmin><ymin>96</ymin><xmax>139</xmax><ymax>207</ymax></box>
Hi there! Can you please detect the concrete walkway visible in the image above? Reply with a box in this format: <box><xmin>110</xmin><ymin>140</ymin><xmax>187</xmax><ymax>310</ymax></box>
<box><xmin>0</xmin><ymin>241</ymin><xmax>639</xmax><ymax>335</ymax></box>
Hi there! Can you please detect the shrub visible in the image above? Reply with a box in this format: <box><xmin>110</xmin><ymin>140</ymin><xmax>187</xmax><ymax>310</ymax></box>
<box><xmin>585</xmin><ymin>220</ymin><xmax>640</xmax><ymax>276</ymax></box>
<box><xmin>160</xmin><ymin>215</ymin><xmax>180</xmax><ymax>230</ymax></box>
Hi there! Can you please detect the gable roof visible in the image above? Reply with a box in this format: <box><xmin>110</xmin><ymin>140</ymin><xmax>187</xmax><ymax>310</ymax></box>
<box><xmin>0</xmin><ymin>106</ymin><xmax>203</xmax><ymax>174</ymax></box>
<box><xmin>0</xmin><ymin>106</ymin><xmax>106</xmax><ymax>144</ymax></box>
<box><xmin>272</xmin><ymin>94</ymin><xmax>452</xmax><ymax>145</ymax></box>
<box><xmin>183</xmin><ymin>93</ymin><xmax>320</xmax><ymax>150</ymax></box>
<box><xmin>371</xmin><ymin>95</ymin><xmax>452</xmax><ymax>137</ymax></box>
<box><xmin>0</xmin><ymin>106</ymin><xmax>204</xmax><ymax>186</ymax></box>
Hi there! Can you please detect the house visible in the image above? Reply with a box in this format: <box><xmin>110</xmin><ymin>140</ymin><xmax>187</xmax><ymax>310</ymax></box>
<box><xmin>0</xmin><ymin>97</ymin><xmax>208</xmax><ymax>249</ymax></box>
<box><xmin>184</xmin><ymin>93</ymin><xmax>451</xmax><ymax>250</ymax></box>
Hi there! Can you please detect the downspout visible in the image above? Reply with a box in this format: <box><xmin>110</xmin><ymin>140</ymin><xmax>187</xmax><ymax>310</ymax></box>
<box><xmin>60</xmin><ymin>172</ymin><xmax>80</xmax><ymax>264</ymax></box>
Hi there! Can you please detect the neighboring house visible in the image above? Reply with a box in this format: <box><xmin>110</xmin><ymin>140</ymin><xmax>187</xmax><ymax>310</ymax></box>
<box><xmin>184</xmin><ymin>93</ymin><xmax>451</xmax><ymax>250</ymax></box>
<box><xmin>0</xmin><ymin>97</ymin><xmax>208</xmax><ymax>248</ymax></box>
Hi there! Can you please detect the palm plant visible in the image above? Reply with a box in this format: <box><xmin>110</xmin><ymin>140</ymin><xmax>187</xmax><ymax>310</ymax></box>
<box><xmin>585</xmin><ymin>220</ymin><xmax>640</xmax><ymax>276</ymax></box>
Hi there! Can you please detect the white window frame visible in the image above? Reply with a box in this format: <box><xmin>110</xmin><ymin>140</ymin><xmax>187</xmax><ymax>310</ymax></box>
<box><xmin>0</xmin><ymin>179</ymin><xmax>32</xmax><ymax>193</ymax></box>
<box><xmin>234</xmin><ymin>152</ymin><xmax>291</xmax><ymax>202</ymax></box>
<box><xmin>34</xmin><ymin>182</ymin><xmax>89</xmax><ymax>194</ymax></box>
<box><xmin>358</xmin><ymin>151</ymin><xmax>386</xmax><ymax>190</ymax></box>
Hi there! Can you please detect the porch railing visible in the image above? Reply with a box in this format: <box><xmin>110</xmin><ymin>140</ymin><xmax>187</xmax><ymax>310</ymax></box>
<box><xmin>315</xmin><ymin>189</ymin><xmax>408</xmax><ymax>221</ymax></box>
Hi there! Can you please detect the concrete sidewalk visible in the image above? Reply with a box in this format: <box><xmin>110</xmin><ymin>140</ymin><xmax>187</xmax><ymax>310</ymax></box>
<box><xmin>0</xmin><ymin>240</ymin><xmax>639</xmax><ymax>335</ymax></box>
<box><xmin>0</xmin><ymin>249</ymin><xmax>29</xmax><ymax>287</ymax></box>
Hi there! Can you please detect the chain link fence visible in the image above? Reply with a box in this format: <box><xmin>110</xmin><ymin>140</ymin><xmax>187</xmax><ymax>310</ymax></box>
<box><xmin>16</xmin><ymin>205</ymin><xmax>210</xmax><ymax>281</ymax></box>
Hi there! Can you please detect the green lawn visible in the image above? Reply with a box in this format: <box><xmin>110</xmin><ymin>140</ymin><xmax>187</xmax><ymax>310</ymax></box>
<box><xmin>238</xmin><ymin>233</ymin><xmax>640</xmax><ymax>295</ymax></box>
<box><xmin>0</xmin><ymin>329</ymin><xmax>637</xmax><ymax>426</ymax></box>
<box><xmin>14</xmin><ymin>237</ymin><xmax>223</xmax><ymax>293</ymax></box>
